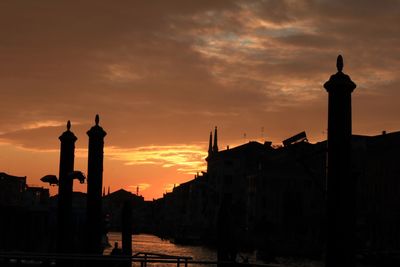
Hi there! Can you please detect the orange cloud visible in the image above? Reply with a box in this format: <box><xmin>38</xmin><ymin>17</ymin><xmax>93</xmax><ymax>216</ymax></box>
<box><xmin>104</xmin><ymin>145</ymin><xmax>207</xmax><ymax>174</ymax></box>
<box><xmin>106</xmin><ymin>64</ymin><xmax>143</xmax><ymax>83</ymax></box>
<box><xmin>21</xmin><ymin>120</ymin><xmax>66</xmax><ymax>130</ymax></box>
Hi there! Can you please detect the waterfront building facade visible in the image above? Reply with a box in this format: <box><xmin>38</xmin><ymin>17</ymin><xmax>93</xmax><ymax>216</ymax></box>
<box><xmin>151</xmin><ymin>130</ymin><xmax>400</xmax><ymax>258</ymax></box>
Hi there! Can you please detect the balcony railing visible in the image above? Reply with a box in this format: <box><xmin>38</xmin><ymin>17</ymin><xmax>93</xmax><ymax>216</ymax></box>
<box><xmin>0</xmin><ymin>251</ymin><xmax>281</xmax><ymax>267</ymax></box>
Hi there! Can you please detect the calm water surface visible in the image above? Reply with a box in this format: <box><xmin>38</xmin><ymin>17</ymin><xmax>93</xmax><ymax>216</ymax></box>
<box><xmin>105</xmin><ymin>232</ymin><xmax>217</xmax><ymax>261</ymax></box>
<box><xmin>105</xmin><ymin>232</ymin><xmax>323</xmax><ymax>267</ymax></box>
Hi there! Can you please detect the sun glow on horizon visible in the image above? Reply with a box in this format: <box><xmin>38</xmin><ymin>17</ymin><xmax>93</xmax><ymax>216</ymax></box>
<box><xmin>104</xmin><ymin>144</ymin><xmax>208</xmax><ymax>174</ymax></box>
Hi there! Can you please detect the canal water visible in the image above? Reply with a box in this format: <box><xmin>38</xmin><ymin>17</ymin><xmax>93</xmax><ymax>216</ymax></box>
<box><xmin>105</xmin><ymin>232</ymin><xmax>217</xmax><ymax>261</ymax></box>
<box><xmin>104</xmin><ymin>232</ymin><xmax>323</xmax><ymax>266</ymax></box>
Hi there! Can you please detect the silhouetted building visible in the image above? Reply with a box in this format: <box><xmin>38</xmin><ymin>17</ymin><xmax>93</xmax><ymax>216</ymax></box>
<box><xmin>206</xmin><ymin>137</ymin><xmax>326</xmax><ymax>255</ymax></box>
<box><xmin>150</xmin><ymin>128</ymin><xmax>400</xmax><ymax>261</ymax></box>
<box><xmin>0</xmin><ymin>172</ymin><xmax>26</xmax><ymax>206</ymax></box>
<box><xmin>352</xmin><ymin>132</ymin><xmax>400</xmax><ymax>252</ymax></box>
<box><xmin>102</xmin><ymin>189</ymin><xmax>145</xmax><ymax>232</ymax></box>
<box><xmin>24</xmin><ymin>186</ymin><xmax>50</xmax><ymax>207</ymax></box>
<box><xmin>0</xmin><ymin>173</ymin><xmax>51</xmax><ymax>252</ymax></box>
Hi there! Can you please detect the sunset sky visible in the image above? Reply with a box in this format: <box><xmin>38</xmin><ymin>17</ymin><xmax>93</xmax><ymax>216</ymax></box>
<box><xmin>1</xmin><ymin>0</ymin><xmax>400</xmax><ymax>200</ymax></box>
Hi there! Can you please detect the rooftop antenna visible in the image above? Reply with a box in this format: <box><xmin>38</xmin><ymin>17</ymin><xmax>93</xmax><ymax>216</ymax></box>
<box><xmin>136</xmin><ymin>186</ymin><xmax>139</xmax><ymax>196</ymax></box>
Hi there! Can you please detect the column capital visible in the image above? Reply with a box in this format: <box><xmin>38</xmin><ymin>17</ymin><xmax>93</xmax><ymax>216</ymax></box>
<box><xmin>324</xmin><ymin>55</ymin><xmax>356</xmax><ymax>93</ymax></box>
<box><xmin>87</xmin><ymin>114</ymin><xmax>107</xmax><ymax>138</ymax></box>
<box><xmin>59</xmin><ymin>120</ymin><xmax>77</xmax><ymax>142</ymax></box>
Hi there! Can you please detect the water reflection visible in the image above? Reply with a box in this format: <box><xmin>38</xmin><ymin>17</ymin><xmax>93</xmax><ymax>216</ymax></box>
<box><xmin>105</xmin><ymin>232</ymin><xmax>217</xmax><ymax>261</ymax></box>
<box><xmin>104</xmin><ymin>233</ymin><xmax>322</xmax><ymax>267</ymax></box>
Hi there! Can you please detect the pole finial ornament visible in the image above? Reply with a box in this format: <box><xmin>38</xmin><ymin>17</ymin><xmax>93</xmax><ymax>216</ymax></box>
<box><xmin>337</xmin><ymin>55</ymin><xmax>343</xmax><ymax>72</ymax></box>
<box><xmin>95</xmin><ymin>114</ymin><xmax>99</xmax><ymax>126</ymax></box>
<box><xmin>67</xmin><ymin>120</ymin><xmax>71</xmax><ymax>131</ymax></box>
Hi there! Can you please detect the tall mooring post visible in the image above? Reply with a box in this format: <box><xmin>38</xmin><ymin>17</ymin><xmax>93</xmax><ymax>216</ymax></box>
<box><xmin>86</xmin><ymin>114</ymin><xmax>107</xmax><ymax>254</ymax></box>
<box><xmin>324</xmin><ymin>55</ymin><xmax>357</xmax><ymax>267</ymax></box>
<box><xmin>57</xmin><ymin>120</ymin><xmax>77</xmax><ymax>253</ymax></box>
<box><xmin>122</xmin><ymin>200</ymin><xmax>133</xmax><ymax>256</ymax></box>
<box><xmin>217</xmin><ymin>196</ymin><xmax>234</xmax><ymax>267</ymax></box>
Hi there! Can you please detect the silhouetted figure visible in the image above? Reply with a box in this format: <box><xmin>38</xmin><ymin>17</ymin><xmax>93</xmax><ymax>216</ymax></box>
<box><xmin>324</xmin><ymin>55</ymin><xmax>357</xmax><ymax>267</ymax></box>
<box><xmin>86</xmin><ymin>115</ymin><xmax>107</xmax><ymax>254</ymax></box>
<box><xmin>110</xmin><ymin>242</ymin><xmax>122</xmax><ymax>256</ymax></box>
<box><xmin>57</xmin><ymin>120</ymin><xmax>77</xmax><ymax>253</ymax></box>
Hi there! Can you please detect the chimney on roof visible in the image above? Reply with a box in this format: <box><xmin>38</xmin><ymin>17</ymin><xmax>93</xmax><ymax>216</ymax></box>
<box><xmin>264</xmin><ymin>141</ymin><xmax>272</xmax><ymax>147</ymax></box>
